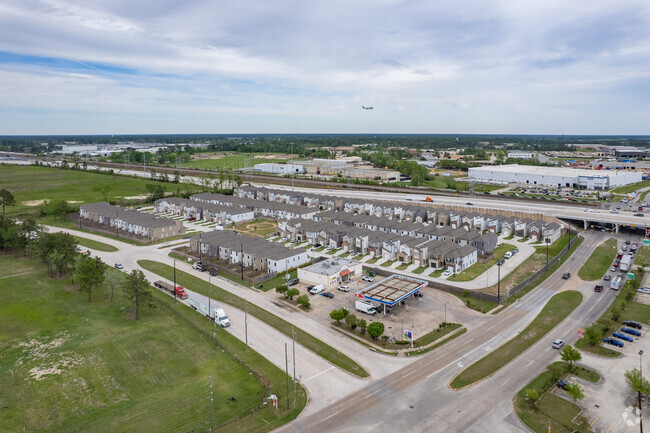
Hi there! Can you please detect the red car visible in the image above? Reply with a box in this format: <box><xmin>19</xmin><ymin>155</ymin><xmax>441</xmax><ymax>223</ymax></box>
<box><xmin>187</xmin><ymin>217</ymin><xmax>196</xmax><ymax>221</ymax></box>
<box><xmin>594</xmin><ymin>284</ymin><xmax>603</xmax><ymax>292</ymax></box>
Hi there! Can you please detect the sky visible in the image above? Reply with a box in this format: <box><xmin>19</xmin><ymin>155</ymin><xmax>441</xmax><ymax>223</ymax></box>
<box><xmin>1</xmin><ymin>0</ymin><xmax>649</xmax><ymax>135</ymax></box>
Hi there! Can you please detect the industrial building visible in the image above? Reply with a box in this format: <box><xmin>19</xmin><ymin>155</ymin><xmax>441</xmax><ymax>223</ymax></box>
<box><xmin>253</xmin><ymin>163</ymin><xmax>305</xmax><ymax>174</ymax></box>
<box><xmin>468</xmin><ymin>164</ymin><xmax>642</xmax><ymax>190</ymax></box>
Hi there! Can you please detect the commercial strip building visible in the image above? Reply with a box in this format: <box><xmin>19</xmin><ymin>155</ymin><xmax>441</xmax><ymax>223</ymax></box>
<box><xmin>189</xmin><ymin>230</ymin><xmax>310</xmax><ymax>274</ymax></box>
<box><xmin>297</xmin><ymin>257</ymin><xmax>364</xmax><ymax>288</ymax></box>
<box><xmin>80</xmin><ymin>202</ymin><xmax>184</xmax><ymax>241</ymax></box>
<box><xmin>468</xmin><ymin>164</ymin><xmax>642</xmax><ymax>189</ymax></box>
<box><xmin>253</xmin><ymin>163</ymin><xmax>305</xmax><ymax>174</ymax></box>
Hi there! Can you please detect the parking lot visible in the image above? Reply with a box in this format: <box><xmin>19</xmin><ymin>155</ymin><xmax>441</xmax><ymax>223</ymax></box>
<box><xmin>559</xmin><ymin>323</ymin><xmax>649</xmax><ymax>433</ymax></box>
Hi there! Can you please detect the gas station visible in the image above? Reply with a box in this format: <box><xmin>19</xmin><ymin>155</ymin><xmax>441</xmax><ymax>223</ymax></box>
<box><xmin>355</xmin><ymin>274</ymin><xmax>428</xmax><ymax>316</ymax></box>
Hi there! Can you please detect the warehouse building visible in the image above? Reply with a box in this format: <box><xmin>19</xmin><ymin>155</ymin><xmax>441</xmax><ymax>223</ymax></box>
<box><xmin>468</xmin><ymin>164</ymin><xmax>642</xmax><ymax>190</ymax></box>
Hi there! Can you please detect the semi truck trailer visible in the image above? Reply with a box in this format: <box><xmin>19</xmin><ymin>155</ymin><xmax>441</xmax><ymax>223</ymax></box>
<box><xmin>153</xmin><ymin>280</ymin><xmax>188</xmax><ymax>300</ymax></box>
<box><xmin>188</xmin><ymin>293</ymin><xmax>231</xmax><ymax>327</ymax></box>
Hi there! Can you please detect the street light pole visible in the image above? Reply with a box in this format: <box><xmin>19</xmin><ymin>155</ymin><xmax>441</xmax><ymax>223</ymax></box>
<box><xmin>546</xmin><ymin>238</ymin><xmax>550</xmax><ymax>270</ymax></box>
<box><xmin>173</xmin><ymin>259</ymin><xmax>177</xmax><ymax>302</ymax></box>
<box><xmin>444</xmin><ymin>302</ymin><xmax>447</xmax><ymax>323</ymax></box>
<box><xmin>640</xmin><ymin>349</ymin><xmax>644</xmax><ymax>433</ymax></box>
<box><xmin>497</xmin><ymin>261</ymin><xmax>502</xmax><ymax>304</ymax></box>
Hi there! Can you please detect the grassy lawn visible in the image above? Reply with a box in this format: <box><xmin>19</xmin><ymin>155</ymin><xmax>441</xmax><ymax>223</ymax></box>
<box><xmin>0</xmin><ymin>255</ymin><xmax>305</xmax><ymax>433</ymax></box>
<box><xmin>366</xmin><ymin>257</ymin><xmax>380</xmax><ymax>264</ymax></box>
<box><xmin>180</xmin><ymin>154</ymin><xmax>288</xmax><ymax>170</ymax></box>
<box><xmin>414</xmin><ymin>323</ymin><xmax>462</xmax><ymax>346</ymax></box>
<box><xmin>407</xmin><ymin>328</ymin><xmax>467</xmax><ymax>356</ymax></box>
<box><xmin>233</xmin><ymin>219</ymin><xmax>277</xmax><ymax>237</ymax></box>
<box><xmin>412</xmin><ymin>266</ymin><xmax>428</xmax><ymax>274</ymax></box>
<box><xmin>338</xmin><ymin>252</ymin><xmax>351</xmax><ymax>258</ymax></box>
<box><xmin>0</xmin><ymin>164</ymin><xmax>201</xmax><ymax>217</ymax></box>
<box><xmin>578</xmin><ymin>238</ymin><xmax>617</xmax><ymax>281</ymax></box>
<box><xmin>396</xmin><ymin>263</ymin><xmax>410</xmax><ymax>270</ymax></box>
<box><xmin>138</xmin><ymin>260</ymin><xmax>368</xmax><ymax>378</ymax></box>
<box><xmin>429</xmin><ymin>268</ymin><xmax>444</xmax><ymax>277</ymax></box>
<box><xmin>635</xmin><ymin>246</ymin><xmax>650</xmax><ymax>267</ymax></box>
<box><xmin>257</xmin><ymin>270</ymin><xmax>298</xmax><ymax>292</ymax></box>
<box><xmin>381</xmin><ymin>259</ymin><xmax>398</xmax><ymax>267</ymax></box>
<box><xmin>450</xmin><ymin>291</ymin><xmax>583</xmax><ymax>389</ymax></box>
<box><xmin>326</xmin><ymin>248</ymin><xmax>341</xmax><ymax>255</ymax></box>
<box><xmin>313</xmin><ymin>246</ymin><xmax>326</xmax><ymax>252</ymax></box>
<box><xmin>610</xmin><ymin>180</ymin><xmax>650</xmax><ymax>194</ymax></box>
<box><xmin>448</xmin><ymin>243</ymin><xmax>516</xmax><ymax>282</ymax></box>
<box><xmin>73</xmin><ymin>235</ymin><xmax>118</xmax><ymax>252</ymax></box>
<box><xmin>452</xmin><ymin>292</ymin><xmax>498</xmax><ymax>313</ymax></box>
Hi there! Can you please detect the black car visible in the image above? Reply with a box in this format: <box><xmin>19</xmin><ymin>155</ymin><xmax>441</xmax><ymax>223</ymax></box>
<box><xmin>556</xmin><ymin>380</ymin><xmax>570</xmax><ymax>390</ymax></box>
<box><xmin>288</xmin><ymin>278</ymin><xmax>299</xmax><ymax>286</ymax></box>
<box><xmin>603</xmin><ymin>274</ymin><xmax>611</xmax><ymax>281</ymax></box>
<box><xmin>623</xmin><ymin>320</ymin><xmax>643</xmax><ymax>329</ymax></box>
<box><xmin>320</xmin><ymin>292</ymin><xmax>334</xmax><ymax>298</ymax></box>
<box><xmin>634</xmin><ymin>213</ymin><xmax>644</xmax><ymax>217</ymax></box>
<box><xmin>562</xmin><ymin>272</ymin><xmax>570</xmax><ymax>280</ymax></box>
<box><xmin>307</xmin><ymin>285</ymin><xmax>315</xmax><ymax>290</ymax></box>
<box><xmin>209</xmin><ymin>267</ymin><xmax>219</xmax><ymax>276</ymax></box>
<box><xmin>466</xmin><ymin>202</ymin><xmax>474</xmax><ymax>206</ymax></box>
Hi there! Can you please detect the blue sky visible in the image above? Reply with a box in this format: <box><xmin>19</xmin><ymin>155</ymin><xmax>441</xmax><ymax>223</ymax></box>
<box><xmin>1</xmin><ymin>0</ymin><xmax>649</xmax><ymax>135</ymax></box>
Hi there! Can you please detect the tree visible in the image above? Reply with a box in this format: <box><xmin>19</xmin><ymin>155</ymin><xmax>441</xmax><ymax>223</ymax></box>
<box><xmin>275</xmin><ymin>284</ymin><xmax>288</xmax><ymax>296</ymax></box>
<box><xmin>560</xmin><ymin>346</ymin><xmax>582</xmax><ymax>372</ymax></box>
<box><xmin>145</xmin><ymin>184</ymin><xmax>166</xmax><ymax>203</ymax></box>
<box><xmin>546</xmin><ymin>363</ymin><xmax>565</xmax><ymax>381</ymax></box>
<box><xmin>611</xmin><ymin>307</ymin><xmax>621</xmax><ymax>322</ymax></box>
<box><xmin>357</xmin><ymin>319</ymin><xmax>367</xmax><ymax>334</ymax></box>
<box><xmin>104</xmin><ymin>268</ymin><xmax>124</xmax><ymax>304</ymax></box>
<box><xmin>524</xmin><ymin>388</ymin><xmax>539</xmax><ymax>406</ymax></box>
<box><xmin>566</xmin><ymin>383</ymin><xmax>584</xmax><ymax>402</ymax></box>
<box><xmin>123</xmin><ymin>269</ymin><xmax>153</xmax><ymax>320</ymax></box>
<box><xmin>330</xmin><ymin>308</ymin><xmax>346</xmax><ymax>324</ymax></box>
<box><xmin>296</xmin><ymin>295</ymin><xmax>310</xmax><ymax>309</ymax></box>
<box><xmin>625</xmin><ymin>367</ymin><xmax>650</xmax><ymax>418</ymax></box>
<box><xmin>367</xmin><ymin>322</ymin><xmax>385</xmax><ymax>340</ymax></box>
<box><xmin>584</xmin><ymin>325</ymin><xmax>602</xmax><ymax>346</ymax></box>
<box><xmin>0</xmin><ymin>189</ymin><xmax>16</xmax><ymax>215</ymax></box>
<box><xmin>92</xmin><ymin>184</ymin><xmax>113</xmax><ymax>202</ymax></box>
<box><xmin>76</xmin><ymin>256</ymin><xmax>106</xmax><ymax>302</ymax></box>
<box><xmin>345</xmin><ymin>314</ymin><xmax>358</xmax><ymax>329</ymax></box>
<box><xmin>286</xmin><ymin>288</ymin><xmax>299</xmax><ymax>300</ymax></box>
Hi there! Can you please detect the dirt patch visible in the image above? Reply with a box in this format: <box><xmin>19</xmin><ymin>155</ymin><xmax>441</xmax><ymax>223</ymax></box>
<box><xmin>22</xmin><ymin>199</ymin><xmax>83</xmax><ymax>206</ymax></box>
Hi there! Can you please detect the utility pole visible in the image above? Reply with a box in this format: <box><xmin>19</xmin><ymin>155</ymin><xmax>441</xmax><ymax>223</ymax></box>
<box><xmin>208</xmin><ymin>275</ymin><xmax>211</xmax><ymax>322</ymax></box>
<box><xmin>245</xmin><ymin>299</ymin><xmax>248</xmax><ymax>352</ymax></box>
<box><xmin>173</xmin><ymin>259</ymin><xmax>177</xmax><ymax>302</ymax></box>
<box><xmin>240</xmin><ymin>243</ymin><xmax>244</xmax><ymax>280</ymax></box>
<box><xmin>208</xmin><ymin>376</ymin><xmax>214</xmax><ymax>433</ymax></box>
<box><xmin>285</xmin><ymin>343</ymin><xmax>290</xmax><ymax>410</ymax></box>
<box><xmin>545</xmin><ymin>238</ymin><xmax>550</xmax><ymax>269</ymax></box>
<box><xmin>115</xmin><ymin>210</ymin><xmax>119</xmax><ymax>238</ymax></box>
<box><xmin>640</xmin><ymin>349</ymin><xmax>644</xmax><ymax>433</ymax></box>
<box><xmin>199</xmin><ymin>232</ymin><xmax>203</xmax><ymax>263</ymax></box>
<box><xmin>497</xmin><ymin>261</ymin><xmax>502</xmax><ymax>304</ymax></box>
<box><xmin>143</xmin><ymin>152</ymin><xmax>146</xmax><ymax>176</ymax></box>
<box><xmin>292</xmin><ymin>326</ymin><xmax>296</xmax><ymax>393</ymax></box>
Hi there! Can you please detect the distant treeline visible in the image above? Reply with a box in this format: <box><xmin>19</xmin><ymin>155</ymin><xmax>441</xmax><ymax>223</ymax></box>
<box><xmin>2</xmin><ymin>133</ymin><xmax>650</xmax><ymax>154</ymax></box>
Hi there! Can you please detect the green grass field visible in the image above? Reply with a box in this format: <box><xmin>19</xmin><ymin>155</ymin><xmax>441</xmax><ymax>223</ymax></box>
<box><xmin>180</xmin><ymin>154</ymin><xmax>288</xmax><ymax>170</ymax></box>
<box><xmin>450</xmin><ymin>291</ymin><xmax>583</xmax><ymax>389</ymax></box>
<box><xmin>73</xmin><ymin>236</ymin><xmax>118</xmax><ymax>252</ymax></box>
<box><xmin>138</xmin><ymin>260</ymin><xmax>368</xmax><ymax>377</ymax></box>
<box><xmin>610</xmin><ymin>180</ymin><xmax>650</xmax><ymax>195</ymax></box>
<box><xmin>0</xmin><ymin>255</ymin><xmax>305</xmax><ymax>432</ymax></box>
<box><xmin>0</xmin><ymin>165</ymin><xmax>201</xmax><ymax>216</ymax></box>
<box><xmin>578</xmin><ymin>238</ymin><xmax>617</xmax><ymax>281</ymax></box>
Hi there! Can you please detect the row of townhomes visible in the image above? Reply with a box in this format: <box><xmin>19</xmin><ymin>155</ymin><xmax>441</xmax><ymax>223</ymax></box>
<box><xmin>188</xmin><ymin>231</ymin><xmax>310</xmax><ymax>273</ymax></box>
<box><xmin>154</xmin><ymin>197</ymin><xmax>255</xmax><ymax>225</ymax></box>
<box><xmin>233</xmin><ymin>186</ymin><xmax>563</xmax><ymax>240</ymax></box>
<box><xmin>80</xmin><ymin>202</ymin><xmax>184</xmax><ymax>241</ymax></box>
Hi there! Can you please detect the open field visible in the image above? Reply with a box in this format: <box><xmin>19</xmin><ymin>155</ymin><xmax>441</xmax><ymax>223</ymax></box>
<box><xmin>232</xmin><ymin>219</ymin><xmax>278</xmax><ymax>237</ymax></box>
<box><xmin>72</xmin><ymin>236</ymin><xmax>119</xmax><ymax>252</ymax></box>
<box><xmin>0</xmin><ymin>165</ymin><xmax>201</xmax><ymax>216</ymax></box>
<box><xmin>610</xmin><ymin>180</ymin><xmax>650</xmax><ymax>194</ymax></box>
<box><xmin>0</xmin><ymin>255</ymin><xmax>305</xmax><ymax>432</ymax></box>
<box><xmin>450</xmin><ymin>291</ymin><xmax>583</xmax><ymax>389</ymax></box>
<box><xmin>577</xmin><ymin>238</ymin><xmax>617</xmax><ymax>281</ymax></box>
<box><xmin>179</xmin><ymin>154</ymin><xmax>288</xmax><ymax>170</ymax></box>
<box><xmin>138</xmin><ymin>260</ymin><xmax>368</xmax><ymax>377</ymax></box>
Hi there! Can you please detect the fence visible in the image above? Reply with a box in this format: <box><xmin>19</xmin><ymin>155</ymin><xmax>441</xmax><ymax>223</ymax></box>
<box><xmin>363</xmin><ymin>233</ymin><xmax>580</xmax><ymax>305</ymax></box>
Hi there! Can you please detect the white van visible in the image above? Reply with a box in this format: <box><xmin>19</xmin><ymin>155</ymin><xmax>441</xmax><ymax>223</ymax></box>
<box><xmin>355</xmin><ymin>300</ymin><xmax>377</xmax><ymax>315</ymax></box>
<box><xmin>308</xmin><ymin>285</ymin><xmax>324</xmax><ymax>295</ymax></box>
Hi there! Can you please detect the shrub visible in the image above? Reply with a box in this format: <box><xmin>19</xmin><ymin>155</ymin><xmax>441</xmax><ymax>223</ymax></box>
<box><xmin>345</xmin><ymin>314</ymin><xmax>358</xmax><ymax>330</ymax></box>
<box><xmin>286</xmin><ymin>288</ymin><xmax>299</xmax><ymax>300</ymax></box>
<box><xmin>357</xmin><ymin>319</ymin><xmax>367</xmax><ymax>334</ymax></box>
<box><xmin>296</xmin><ymin>295</ymin><xmax>310</xmax><ymax>309</ymax></box>
<box><xmin>367</xmin><ymin>322</ymin><xmax>385</xmax><ymax>340</ymax></box>
<box><xmin>275</xmin><ymin>285</ymin><xmax>288</xmax><ymax>295</ymax></box>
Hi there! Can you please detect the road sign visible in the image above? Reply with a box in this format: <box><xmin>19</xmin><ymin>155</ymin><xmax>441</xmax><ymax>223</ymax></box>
<box><xmin>627</xmin><ymin>273</ymin><xmax>635</xmax><ymax>280</ymax></box>
<box><xmin>577</xmin><ymin>329</ymin><xmax>585</xmax><ymax>339</ymax></box>
<box><xmin>404</xmin><ymin>330</ymin><xmax>413</xmax><ymax>341</ymax></box>
<box><xmin>643</xmin><ymin>239</ymin><xmax>650</xmax><ymax>247</ymax></box>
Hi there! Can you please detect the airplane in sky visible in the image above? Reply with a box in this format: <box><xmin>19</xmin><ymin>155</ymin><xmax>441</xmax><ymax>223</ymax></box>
<box><xmin>362</xmin><ymin>105</ymin><xmax>374</xmax><ymax>110</ymax></box>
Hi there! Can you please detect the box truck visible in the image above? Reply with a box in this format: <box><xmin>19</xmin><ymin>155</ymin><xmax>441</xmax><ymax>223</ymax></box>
<box><xmin>188</xmin><ymin>293</ymin><xmax>231</xmax><ymax>327</ymax></box>
<box><xmin>619</xmin><ymin>255</ymin><xmax>632</xmax><ymax>272</ymax></box>
<box><xmin>153</xmin><ymin>280</ymin><xmax>188</xmax><ymax>300</ymax></box>
<box><xmin>355</xmin><ymin>300</ymin><xmax>377</xmax><ymax>315</ymax></box>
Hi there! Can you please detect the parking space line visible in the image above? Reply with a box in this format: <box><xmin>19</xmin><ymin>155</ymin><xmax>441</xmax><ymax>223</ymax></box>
<box><xmin>604</xmin><ymin>424</ymin><xmax>614</xmax><ymax>433</ymax></box>
<box><xmin>589</xmin><ymin>417</ymin><xmax>598</xmax><ymax>427</ymax></box>
<box><xmin>303</xmin><ymin>366</ymin><xmax>335</xmax><ymax>383</ymax></box>
<box><xmin>322</xmin><ymin>409</ymin><xmax>342</xmax><ymax>422</ymax></box>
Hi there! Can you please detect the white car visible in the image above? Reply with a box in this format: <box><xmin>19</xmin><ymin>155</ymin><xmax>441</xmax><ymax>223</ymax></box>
<box><xmin>552</xmin><ymin>339</ymin><xmax>565</xmax><ymax>349</ymax></box>
<box><xmin>442</xmin><ymin>269</ymin><xmax>452</xmax><ymax>277</ymax></box>
<box><xmin>504</xmin><ymin>251</ymin><xmax>513</xmax><ymax>259</ymax></box>
<box><xmin>114</xmin><ymin>263</ymin><xmax>123</xmax><ymax>269</ymax></box>
<box><xmin>338</xmin><ymin>285</ymin><xmax>350</xmax><ymax>292</ymax></box>
<box><xmin>362</xmin><ymin>276</ymin><xmax>374</xmax><ymax>282</ymax></box>
<box><xmin>638</xmin><ymin>287</ymin><xmax>650</xmax><ymax>295</ymax></box>
<box><xmin>610</xmin><ymin>209</ymin><xmax>620</xmax><ymax>213</ymax></box>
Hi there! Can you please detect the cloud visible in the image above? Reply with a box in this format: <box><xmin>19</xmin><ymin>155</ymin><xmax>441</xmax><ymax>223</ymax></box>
<box><xmin>0</xmin><ymin>0</ymin><xmax>649</xmax><ymax>134</ymax></box>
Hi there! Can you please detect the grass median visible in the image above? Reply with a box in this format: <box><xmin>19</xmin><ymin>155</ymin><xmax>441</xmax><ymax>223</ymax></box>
<box><xmin>577</xmin><ymin>238</ymin><xmax>617</xmax><ymax>281</ymax></box>
<box><xmin>450</xmin><ymin>290</ymin><xmax>583</xmax><ymax>389</ymax></box>
<box><xmin>138</xmin><ymin>260</ymin><xmax>369</xmax><ymax>378</ymax></box>
<box><xmin>73</xmin><ymin>235</ymin><xmax>118</xmax><ymax>252</ymax></box>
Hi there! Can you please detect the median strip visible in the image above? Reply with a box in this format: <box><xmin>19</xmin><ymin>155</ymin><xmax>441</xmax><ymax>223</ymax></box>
<box><xmin>449</xmin><ymin>290</ymin><xmax>583</xmax><ymax>389</ymax></box>
<box><xmin>138</xmin><ymin>259</ymin><xmax>369</xmax><ymax>378</ymax></box>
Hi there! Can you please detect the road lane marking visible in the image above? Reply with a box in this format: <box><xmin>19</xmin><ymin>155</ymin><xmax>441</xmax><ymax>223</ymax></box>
<box><xmin>486</xmin><ymin>325</ymin><xmax>495</xmax><ymax>331</ymax></box>
<box><xmin>589</xmin><ymin>417</ymin><xmax>598</xmax><ymax>427</ymax></box>
<box><xmin>362</xmin><ymin>389</ymin><xmax>380</xmax><ymax>400</ymax></box>
<box><xmin>525</xmin><ymin>360</ymin><xmax>534</xmax><ymax>368</ymax></box>
<box><xmin>545</xmin><ymin>347</ymin><xmax>551</xmax><ymax>352</ymax></box>
<box><xmin>303</xmin><ymin>366</ymin><xmax>335</xmax><ymax>383</ymax></box>
<box><xmin>427</xmin><ymin>335</ymin><xmax>500</xmax><ymax>378</ymax></box>
<box><xmin>322</xmin><ymin>409</ymin><xmax>342</xmax><ymax>422</ymax></box>
<box><xmin>461</xmin><ymin>338</ymin><xmax>474</xmax><ymax>346</ymax></box>
<box><xmin>403</xmin><ymin>370</ymin><xmax>417</xmax><ymax>378</ymax></box>
<box><xmin>434</xmin><ymin>354</ymin><xmax>446</xmax><ymax>361</ymax></box>
<box><xmin>499</xmin><ymin>378</ymin><xmax>511</xmax><ymax>387</ymax></box>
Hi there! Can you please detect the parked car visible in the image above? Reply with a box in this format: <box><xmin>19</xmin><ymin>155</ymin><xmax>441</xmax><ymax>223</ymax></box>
<box><xmin>209</xmin><ymin>267</ymin><xmax>219</xmax><ymax>276</ymax></box>
<box><xmin>320</xmin><ymin>291</ymin><xmax>334</xmax><ymax>298</ymax></box>
<box><xmin>621</xmin><ymin>327</ymin><xmax>642</xmax><ymax>337</ymax></box>
<box><xmin>75</xmin><ymin>247</ymin><xmax>83</xmax><ymax>253</ymax></box>
<box><xmin>114</xmin><ymin>263</ymin><xmax>123</xmax><ymax>269</ymax></box>
<box><xmin>362</xmin><ymin>276</ymin><xmax>374</xmax><ymax>282</ymax></box>
<box><xmin>609</xmin><ymin>266</ymin><xmax>617</xmax><ymax>272</ymax></box>
<box><xmin>512</xmin><ymin>248</ymin><xmax>519</xmax><ymax>254</ymax></box>
<box><xmin>556</xmin><ymin>380</ymin><xmax>570</xmax><ymax>390</ymax></box>
<box><xmin>192</xmin><ymin>261</ymin><xmax>207</xmax><ymax>272</ymax></box>
<box><xmin>562</xmin><ymin>272</ymin><xmax>570</xmax><ymax>280</ymax></box>
<box><xmin>504</xmin><ymin>251</ymin><xmax>513</xmax><ymax>259</ymax></box>
<box><xmin>637</xmin><ymin>287</ymin><xmax>650</xmax><ymax>295</ymax></box>
<box><xmin>466</xmin><ymin>202</ymin><xmax>474</xmax><ymax>206</ymax></box>
<box><xmin>552</xmin><ymin>339</ymin><xmax>565</xmax><ymax>349</ymax></box>
<box><xmin>613</xmin><ymin>332</ymin><xmax>634</xmax><ymax>342</ymax></box>
<box><xmin>594</xmin><ymin>284</ymin><xmax>603</xmax><ymax>292</ymax></box>
<box><xmin>623</xmin><ymin>320</ymin><xmax>643</xmax><ymax>329</ymax></box>
<box><xmin>603</xmin><ymin>337</ymin><xmax>624</xmax><ymax>347</ymax></box>
<box><xmin>307</xmin><ymin>285</ymin><xmax>315</xmax><ymax>290</ymax></box>
<box><xmin>338</xmin><ymin>285</ymin><xmax>350</xmax><ymax>292</ymax></box>
<box><xmin>288</xmin><ymin>278</ymin><xmax>299</xmax><ymax>286</ymax></box>
<box><xmin>442</xmin><ymin>269</ymin><xmax>452</xmax><ymax>277</ymax></box>
<box><xmin>603</xmin><ymin>274</ymin><xmax>611</xmax><ymax>281</ymax></box>
<box><xmin>187</xmin><ymin>217</ymin><xmax>196</xmax><ymax>221</ymax></box>
<box><xmin>634</xmin><ymin>213</ymin><xmax>644</xmax><ymax>217</ymax></box>
<box><xmin>631</xmin><ymin>244</ymin><xmax>638</xmax><ymax>251</ymax></box>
